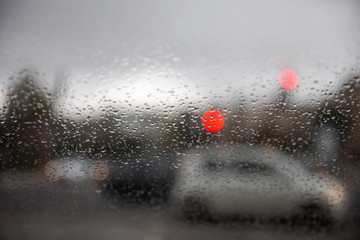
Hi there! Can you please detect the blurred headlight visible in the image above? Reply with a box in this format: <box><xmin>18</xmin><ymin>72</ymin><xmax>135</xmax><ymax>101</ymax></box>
<box><xmin>89</xmin><ymin>160</ymin><xmax>109</xmax><ymax>181</ymax></box>
<box><xmin>44</xmin><ymin>160</ymin><xmax>64</xmax><ymax>182</ymax></box>
<box><xmin>327</xmin><ymin>183</ymin><xmax>346</xmax><ymax>205</ymax></box>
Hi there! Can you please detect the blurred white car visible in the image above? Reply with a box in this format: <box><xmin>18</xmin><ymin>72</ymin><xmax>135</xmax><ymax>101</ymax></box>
<box><xmin>44</xmin><ymin>155</ymin><xmax>109</xmax><ymax>186</ymax></box>
<box><xmin>171</xmin><ymin>143</ymin><xmax>348</xmax><ymax>227</ymax></box>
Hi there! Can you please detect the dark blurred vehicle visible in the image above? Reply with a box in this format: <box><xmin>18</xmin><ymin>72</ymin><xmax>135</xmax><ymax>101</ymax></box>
<box><xmin>342</xmin><ymin>181</ymin><xmax>360</xmax><ymax>237</ymax></box>
<box><xmin>104</xmin><ymin>147</ymin><xmax>176</xmax><ymax>203</ymax></box>
<box><xmin>171</xmin><ymin>143</ymin><xmax>348</xmax><ymax>227</ymax></box>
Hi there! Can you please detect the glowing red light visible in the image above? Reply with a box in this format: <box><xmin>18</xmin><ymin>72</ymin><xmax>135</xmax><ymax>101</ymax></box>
<box><xmin>279</xmin><ymin>68</ymin><xmax>298</xmax><ymax>90</ymax></box>
<box><xmin>202</xmin><ymin>109</ymin><xmax>224</xmax><ymax>133</ymax></box>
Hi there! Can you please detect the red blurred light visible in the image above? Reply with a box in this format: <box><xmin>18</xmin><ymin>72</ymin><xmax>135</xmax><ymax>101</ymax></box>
<box><xmin>279</xmin><ymin>68</ymin><xmax>298</xmax><ymax>90</ymax></box>
<box><xmin>202</xmin><ymin>109</ymin><xmax>224</xmax><ymax>132</ymax></box>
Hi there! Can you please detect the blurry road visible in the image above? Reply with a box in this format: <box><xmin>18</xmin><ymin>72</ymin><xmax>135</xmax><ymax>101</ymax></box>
<box><xmin>0</xmin><ymin>171</ymin><xmax>358</xmax><ymax>240</ymax></box>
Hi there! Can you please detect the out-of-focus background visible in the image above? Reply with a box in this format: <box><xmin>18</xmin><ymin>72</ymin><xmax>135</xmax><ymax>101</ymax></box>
<box><xmin>0</xmin><ymin>0</ymin><xmax>360</xmax><ymax>239</ymax></box>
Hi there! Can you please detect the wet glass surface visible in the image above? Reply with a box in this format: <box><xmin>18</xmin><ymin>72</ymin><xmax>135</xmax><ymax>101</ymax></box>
<box><xmin>1</xmin><ymin>0</ymin><xmax>360</xmax><ymax>239</ymax></box>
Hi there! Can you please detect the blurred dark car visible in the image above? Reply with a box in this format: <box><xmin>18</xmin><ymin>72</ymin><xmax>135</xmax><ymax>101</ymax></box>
<box><xmin>104</xmin><ymin>147</ymin><xmax>176</xmax><ymax>203</ymax></box>
<box><xmin>341</xmin><ymin>182</ymin><xmax>360</xmax><ymax>237</ymax></box>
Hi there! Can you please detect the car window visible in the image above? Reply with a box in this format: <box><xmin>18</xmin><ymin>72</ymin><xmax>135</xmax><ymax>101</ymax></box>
<box><xmin>1</xmin><ymin>0</ymin><xmax>360</xmax><ymax>240</ymax></box>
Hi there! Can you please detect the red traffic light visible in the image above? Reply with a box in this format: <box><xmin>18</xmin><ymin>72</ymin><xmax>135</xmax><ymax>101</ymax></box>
<box><xmin>202</xmin><ymin>109</ymin><xmax>224</xmax><ymax>133</ymax></box>
<box><xmin>279</xmin><ymin>68</ymin><xmax>298</xmax><ymax>90</ymax></box>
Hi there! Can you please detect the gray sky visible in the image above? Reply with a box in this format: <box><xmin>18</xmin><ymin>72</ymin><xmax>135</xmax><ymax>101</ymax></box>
<box><xmin>0</xmin><ymin>0</ymin><xmax>359</xmax><ymax>118</ymax></box>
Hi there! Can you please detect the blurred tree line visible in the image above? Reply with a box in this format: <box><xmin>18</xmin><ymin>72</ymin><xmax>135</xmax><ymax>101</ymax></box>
<box><xmin>165</xmin><ymin>73</ymin><xmax>360</xmax><ymax>177</ymax></box>
<box><xmin>0</xmin><ymin>69</ymin><xmax>141</xmax><ymax>171</ymax></box>
<box><xmin>0</xmin><ymin>68</ymin><xmax>360</xmax><ymax>175</ymax></box>
<box><xmin>0</xmin><ymin>70</ymin><xmax>53</xmax><ymax>169</ymax></box>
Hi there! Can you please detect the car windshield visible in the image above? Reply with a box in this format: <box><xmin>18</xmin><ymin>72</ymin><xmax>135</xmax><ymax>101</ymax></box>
<box><xmin>1</xmin><ymin>1</ymin><xmax>360</xmax><ymax>240</ymax></box>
